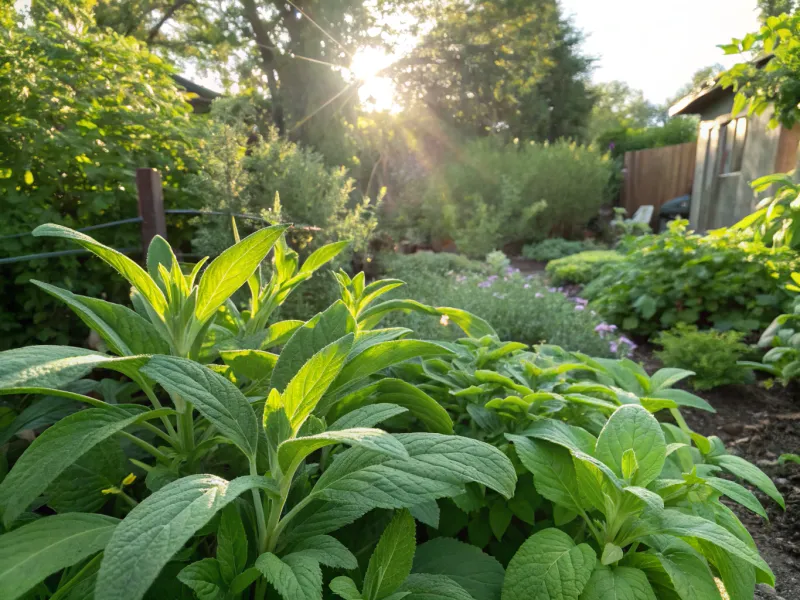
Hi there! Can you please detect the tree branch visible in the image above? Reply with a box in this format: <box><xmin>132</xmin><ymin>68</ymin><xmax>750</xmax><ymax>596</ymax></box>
<box><xmin>147</xmin><ymin>0</ymin><xmax>192</xmax><ymax>43</ymax></box>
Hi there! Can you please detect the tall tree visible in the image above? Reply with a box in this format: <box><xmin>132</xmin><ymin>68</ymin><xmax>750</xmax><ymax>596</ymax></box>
<box><xmin>588</xmin><ymin>81</ymin><xmax>660</xmax><ymax>140</ymax></box>
<box><xmin>390</xmin><ymin>0</ymin><xmax>596</xmax><ymax>142</ymax></box>
<box><xmin>758</xmin><ymin>0</ymin><xmax>797</xmax><ymax>20</ymax></box>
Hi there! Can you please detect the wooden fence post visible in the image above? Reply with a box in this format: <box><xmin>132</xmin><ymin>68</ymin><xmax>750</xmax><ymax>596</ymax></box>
<box><xmin>136</xmin><ymin>168</ymin><xmax>167</xmax><ymax>257</ymax></box>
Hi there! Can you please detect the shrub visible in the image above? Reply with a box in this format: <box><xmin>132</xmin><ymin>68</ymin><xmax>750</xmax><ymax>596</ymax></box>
<box><xmin>546</xmin><ymin>250</ymin><xmax>623</xmax><ymax>285</ymax></box>
<box><xmin>485</xmin><ymin>250</ymin><xmax>511</xmax><ymax>275</ymax></box>
<box><xmin>379</xmin><ymin>251</ymin><xmax>488</xmax><ymax>278</ymax></box>
<box><xmin>0</xmin><ymin>11</ymin><xmax>203</xmax><ymax>349</ymax></box>
<box><xmin>748</xmin><ymin>274</ymin><xmax>800</xmax><ymax>384</ymax></box>
<box><xmin>189</xmin><ymin>99</ymin><xmax>380</xmax><ymax>259</ymax></box>
<box><xmin>521</xmin><ymin>238</ymin><xmax>598</xmax><ymax>261</ymax></box>
<box><xmin>733</xmin><ymin>172</ymin><xmax>800</xmax><ymax>250</ymax></box>
<box><xmin>586</xmin><ymin>220</ymin><xmax>800</xmax><ymax>336</ymax></box>
<box><xmin>381</xmin><ymin>255</ymin><xmax>620</xmax><ymax>356</ymax></box>
<box><xmin>655</xmin><ymin>324</ymin><xmax>752</xmax><ymax>390</ymax></box>
<box><xmin>385</xmin><ymin>138</ymin><xmax>613</xmax><ymax>257</ymax></box>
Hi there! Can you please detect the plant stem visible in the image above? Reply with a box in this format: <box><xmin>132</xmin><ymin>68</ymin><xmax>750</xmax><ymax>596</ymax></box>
<box><xmin>119</xmin><ymin>490</ymin><xmax>139</xmax><ymax>508</ymax></box>
<box><xmin>141</xmin><ymin>382</ymin><xmax>178</xmax><ymax>440</ymax></box>
<box><xmin>118</xmin><ymin>431</ymin><xmax>170</xmax><ymax>462</ymax></box>
<box><xmin>50</xmin><ymin>553</ymin><xmax>103</xmax><ymax>600</ymax></box>
<box><xmin>178</xmin><ymin>403</ymin><xmax>195</xmax><ymax>454</ymax></box>
<box><xmin>250</xmin><ymin>459</ymin><xmax>269</xmax><ymax>555</ymax></box>
<box><xmin>139</xmin><ymin>421</ymin><xmax>180</xmax><ymax>449</ymax></box>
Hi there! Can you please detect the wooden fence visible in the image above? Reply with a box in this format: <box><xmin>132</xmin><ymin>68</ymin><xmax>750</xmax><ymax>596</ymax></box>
<box><xmin>620</xmin><ymin>141</ymin><xmax>697</xmax><ymax>228</ymax></box>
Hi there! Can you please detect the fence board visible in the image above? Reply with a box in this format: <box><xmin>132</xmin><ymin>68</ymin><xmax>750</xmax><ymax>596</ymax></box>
<box><xmin>621</xmin><ymin>141</ymin><xmax>697</xmax><ymax>228</ymax></box>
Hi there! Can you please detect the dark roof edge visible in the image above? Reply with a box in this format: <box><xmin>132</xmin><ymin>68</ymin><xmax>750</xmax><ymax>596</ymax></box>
<box><xmin>172</xmin><ymin>74</ymin><xmax>221</xmax><ymax>100</ymax></box>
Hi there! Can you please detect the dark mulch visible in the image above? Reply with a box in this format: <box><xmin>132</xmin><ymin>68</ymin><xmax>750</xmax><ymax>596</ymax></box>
<box><xmin>633</xmin><ymin>344</ymin><xmax>800</xmax><ymax>597</ymax></box>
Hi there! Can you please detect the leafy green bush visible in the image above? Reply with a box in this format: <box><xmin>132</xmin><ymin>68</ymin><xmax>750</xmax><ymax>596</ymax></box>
<box><xmin>0</xmin><ymin>10</ymin><xmax>203</xmax><ymax>349</ymax></box>
<box><xmin>485</xmin><ymin>250</ymin><xmax>511</xmax><ymax>275</ymax></box>
<box><xmin>655</xmin><ymin>324</ymin><xmax>752</xmax><ymax>390</ymax></box>
<box><xmin>596</xmin><ymin>117</ymin><xmax>697</xmax><ymax>158</ymax></box>
<box><xmin>733</xmin><ymin>172</ymin><xmax>800</xmax><ymax>250</ymax></box>
<box><xmin>379</xmin><ymin>251</ymin><xmax>488</xmax><ymax>277</ymax></box>
<box><xmin>381</xmin><ymin>255</ymin><xmax>619</xmax><ymax>356</ymax></box>
<box><xmin>385</xmin><ymin>138</ymin><xmax>613</xmax><ymax>257</ymax></box>
<box><xmin>190</xmin><ymin>99</ymin><xmax>380</xmax><ymax>259</ymax></box>
<box><xmin>546</xmin><ymin>250</ymin><xmax>623</xmax><ymax>285</ymax></box>
<box><xmin>586</xmin><ymin>220</ymin><xmax>800</xmax><ymax>336</ymax></box>
<box><xmin>0</xmin><ymin>226</ymin><xmax>783</xmax><ymax>600</ymax></box>
<box><xmin>521</xmin><ymin>238</ymin><xmax>599</xmax><ymax>261</ymax></box>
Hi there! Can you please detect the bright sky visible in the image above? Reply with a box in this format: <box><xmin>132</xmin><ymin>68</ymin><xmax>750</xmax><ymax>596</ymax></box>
<box><xmin>560</xmin><ymin>0</ymin><xmax>761</xmax><ymax>103</ymax></box>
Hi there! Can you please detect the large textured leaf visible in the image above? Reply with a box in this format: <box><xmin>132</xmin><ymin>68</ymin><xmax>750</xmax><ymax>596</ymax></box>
<box><xmin>642</xmin><ymin>509</ymin><xmax>773</xmax><ymax>583</ymax></box>
<box><xmin>436</xmin><ymin>307</ymin><xmax>497</xmax><ymax>338</ymax></box>
<box><xmin>33</xmin><ymin>224</ymin><xmax>167</xmax><ymax>315</ymax></box>
<box><xmin>329</xmin><ymin>404</ymin><xmax>409</xmax><ymax>430</ymax></box>
<box><xmin>283</xmin><ymin>334</ymin><xmax>354</xmax><ymax>430</ymax></box>
<box><xmin>288</xmin><ymin>535</ymin><xmax>358</xmax><ymax>569</ymax></box>
<box><xmin>710</xmin><ymin>454</ymin><xmax>785</xmax><ymax>509</ymax></box>
<box><xmin>0</xmin><ymin>396</ymin><xmax>78</xmax><ymax>446</ymax></box>
<box><xmin>311</xmin><ymin>433</ymin><xmax>516</xmax><ymax>509</ymax></box>
<box><xmin>646</xmin><ymin>389</ymin><xmax>715</xmax><ymax>413</ymax></box>
<box><xmin>706</xmin><ymin>477</ymin><xmax>767</xmax><ymax>519</ymax></box>
<box><xmin>300</xmin><ymin>240</ymin><xmax>350</xmax><ymax>274</ymax></box>
<box><xmin>96</xmin><ymin>475</ymin><xmax>277</xmax><ymax>600</ymax></box>
<box><xmin>413</xmin><ymin>538</ymin><xmax>504</xmax><ymax>600</ymax></box>
<box><xmin>142</xmin><ymin>356</ymin><xmax>259</xmax><ymax>460</ymax></box>
<box><xmin>255</xmin><ymin>552</ymin><xmax>322</xmax><ymax>600</ymax></box>
<box><xmin>261</xmin><ymin>320</ymin><xmax>305</xmax><ymax>350</ymax></box>
<box><xmin>32</xmin><ymin>281</ymin><xmax>169</xmax><ymax>356</ymax></box>
<box><xmin>279</xmin><ymin>500</ymin><xmax>372</xmax><ymax>546</ymax></box>
<box><xmin>219</xmin><ymin>349</ymin><xmax>278</xmax><ymax>388</ymax></box>
<box><xmin>271</xmin><ymin>302</ymin><xmax>355</xmax><ymax>392</ymax></box>
<box><xmin>363</xmin><ymin>510</ymin><xmax>416</xmax><ymax>600</ymax></box>
<box><xmin>579</xmin><ymin>566</ymin><xmax>656</xmax><ymax>600</ymax></box>
<box><xmin>217</xmin><ymin>505</ymin><xmax>247</xmax><ymax>584</ymax></box>
<box><xmin>278</xmin><ymin>428</ymin><xmax>408</xmax><ymax>473</ymax></box>
<box><xmin>641</xmin><ymin>535</ymin><xmax>723</xmax><ymax>600</ymax></box>
<box><xmin>399</xmin><ymin>573</ymin><xmax>474</xmax><ymax>600</ymax></box>
<box><xmin>595</xmin><ymin>405</ymin><xmax>666</xmax><ymax>486</ymax></box>
<box><xmin>518</xmin><ymin>419</ymin><xmax>597</xmax><ymax>454</ymax></box>
<box><xmin>0</xmin><ymin>346</ymin><xmax>105</xmax><ymax>389</ymax></box>
<box><xmin>507</xmin><ymin>436</ymin><xmax>583</xmax><ymax>511</ymax></box>
<box><xmin>329</xmin><ymin>379</ymin><xmax>453</xmax><ymax>434</ymax></box>
<box><xmin>501</xmin><ymin>528</ymin><xmax>595</xmax><ymax>600</ymax></box>
<box><xmin>330</xmin><ymin>576</ymin><xmax>363</xmax><ymax>600</ymax></box>
<box><xmin>698</xmin><ymin>541</ymin><xmax>755</xmax><ymax>600</ymax></box>
<box><xmin>177</xmin><ymin>559</ymin><xmax>225</xmax><ymax>600</ymax></box>
<box><xmin>649</xmin><ymin>368</ymin><xmax>695</xmax><ymax>391</ymax></box>
<box><xmin>330</xmin><ymin>341</ymin><xmax>454</xmax><ymax>394</ymax></box>
<box><xmin>0</xmin><ymin>405</ymin><xmax>150</xmax><ymax>527</ymax></box>
<box><xmin>0</xmin><ymin>513</ymin><xmax>119</xmax><ymax>600</ymax></box>
<box><xmin>195</xmin><ymin>225</ymin><xmax>287</xmax><ymax>322</ymax></box>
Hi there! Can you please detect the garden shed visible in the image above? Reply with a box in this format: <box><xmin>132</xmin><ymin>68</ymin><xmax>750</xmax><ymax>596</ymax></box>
<box><xmin>670</xmin><ymin>78</ymin><xmax>800</xmax><ymax>230</ymax></box>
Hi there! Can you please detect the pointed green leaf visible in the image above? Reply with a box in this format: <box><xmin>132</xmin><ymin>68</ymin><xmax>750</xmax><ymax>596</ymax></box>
<box><xmin>330</xmin><ymin>379</ymin><xmax>453</xmax><ymax>434</ymax></box>
<box><xmin>698</xmin><ymin>541</ymin><xmax>754</xmax><ymax>600</ymax></box>
<box><xmin>518</xmin><ymin>419</ymin><xmax>597</xmax><ymax>454</ymax></box>
<box><xmin>177</xmin><ymin>559</ymin><xmax>225</xmax><ymax>600</ymax></box>
<box><xmin>284</xmin><ymin>334</ymin><xmax>354</xmax><ymax>430</ymax></box>
<box><xmin>195</xmin><ymin>225</ymin><xmax>287</xmax><ymax>322</ymax></box>
<box><xmin>502</xmin><ymin>528</ymin><xmax>595</xmax><ymax>600</ymax></box>
<box><xmin>409</xmin><ymin>500</ymin><xmax>440</xmax><ymax>528</ymax></box>
<box><xmin>0</xmin><ymin>346</ymin><xmax>105</xmax><ymax>389</ymax></box>
<box><xmin>217</xmin><ymin>505</ymin><xmax>248</xmax><ymax>584</ymax></box>
<box><xmin>364</xmin><ymin>510</ymin><xmax>416</xmax><ymax>600</ymax></box>
<box><xmin>706</xmin><ymin>477</ymin><xmax>767</xmax><ymax>519</ymax></box>
<box><xmin>330</xmin><ymin>404</ymin><xmax>409</xmax><ymax>430</ymax></box>
<box><xmin>331</xmin><ymin>576</ymin><xmax>363</xmax><ymax>600</ymax></box>
<box><xmin>255</xmin><ymin>552</ymin><xmax>322</xmax><ymax>600</ymax></box>
<box><xmin>710</xmin><ymin>454</ymin><xmax>784</xmax><ymax>509</ymax></box>
<box><xmin>271</xmin><ymin>302</ymin><xmax>355</xmax><ymax>392</ymax></box>
<box><xmin>33</xmin><ymin>224</ymin><xmax>167</xmax><ymax>315</ymax></box>
<box><xmin>288</xmin><ymin>535</ymin><xmax>358</xmax><ymax>570</ymax></box>
<box><xmin>647</xmin><ymin>389</ymin><xmax>715</xmax><ymax>413</ymax></box>
<box><xmin>331</xmin><ymin>341</ymin><xmax>454</xmax><ymax>395</ymax></box>
<box><xmin>219</xmin><ymin>349</ymin><xmax>278</xmax><ymax>388</ymax></box>
<box><xmin>435</xmin><ymin>307</ymin><xmax>497</xmax><ymax>338</ymax></box>
<box><xmin>278</xmin><ymin>428</ymin><xmax>408</xmax><ymax>473</ymax></box>
<box><xmin>301</xmin><ymin>240</ymin><xmax>350</xmax><ymax>275</ymax></box>
<box><xmin>413</xmin><ymin>538</ymin><xmax>504</xmax><ymax>600</ymax></box>
<box><xmin>97</xmin><ymin>475</ymin><xmax>277</xmax><ymax>600</ymax></box>
<box><xmin>650</xmin><ymin>368</ymin><xmax>695</xmax><ymax>391</ymax></box>
<box><xmin>578</xmin><ymin>566</ymin><xmax>656</xmax><ymax>600</ymax></box>
<box><xmin>595</xmin><ymin>405</ymin><xmax>666</xmax><ymax>486</ymax></box>
<box><xmin>399</xmin><ymin>573</ymin><xmax>473</xmax><ymax>600</ymax></box>
<box><xmin>142</xmin><ymin>356</ymin><xmax>259</xmax><ymax>460</ymax></box>
<box><xmin>506</xmin><ymin>436</ymin><xmax>583</xmax><ymax>511</ymax></box>
<box><xmin>0</xmin><ymin>396</ymin><xmax>78</xmax><ymax>446</ymax></box>
<box><xmin>261</xmin><ymin>320</ymin><xmax>304</xmax><ymax>350</ymax></box>
<box><xmin>312</xmin><ymin>433</ymin><xmax>516</xmax><ymax>509</ymax></box>
<box><xmin>33</xmin><ymin>281</ymin><xmax>169</xmax><ymax>356</ymax></box>
<box><xmin>0</xmin><ymin>513</ymin><xmax>119</xmax><ymax>600</ymax></box>
<box><xmin>637</xmin><ymin>535</ymin><xmax>723</xmax><ymax>600</ymax></box>
<box><xmin>146</xmin><ymin>235</ymin><xmax>177</xmax><ymax>282</ymax></box>
<box><xmin>0</xmin><ymin>405</ymin><xmax>150</xmax><ymax>527</ymax></box>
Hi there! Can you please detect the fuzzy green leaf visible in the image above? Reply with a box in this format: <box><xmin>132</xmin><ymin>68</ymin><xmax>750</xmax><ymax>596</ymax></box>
<box><xmin>595</xmin><ymin>405</ymin><xmax>666</xmax><ymax>486</ymax></box>
<box><xmin>300</xmin><ymin>240</ymin><xmax>351</xmax><ymax>274</ymax></box>
<box><xmin>142</xmin><ymin>356</ymin><xmax>259</xmax><ymax>460</ymax></box>
<box><xmin>517</xmin><ymin>419</ymin><xmax>597</xmax><ymax>454</ymax></box>
<box><xmin>255</xmin><ymin>552</ymin><xmax>322</xmax><ymax>600</ymax></box>
<box><xmin>413</xmin><ymin>538</ymin><xmax>504</xmax><ymax>600</ymax></box>
<box><xmin>331</xmin><ymin>576</ymin><xmax>363</xmax><ymax>600</ymax></box>
<box><xmin>364</xmin><ymin>510</ymin><xmax>416</xmax><ymax>600</ymax></box>
<box><xmin>399</xmin><ymin>573</ymin><xmax>473</xmax><ymax>600</ymax></box>
<box><xmin>96</xmin><ymin>475</ymin><xmax>277</xmax><ymax>600</ymax></box>
<box><xmin>217</xmin><ymin>505</ymin><xmax>247</xmax><ymax>584</ymax></box>
<box><xmin>177</xmin><ymin>559</ymin><xmax>225</xmax><ymax>600</ymax></box>
<box><xmin>195</xmin><ymin>225</ymin><xmax>287</xmax><ymax>323</ymax></box>
<box><xmin>0</xmin><ymin>405</ymin><xmax>149</xmax><ymax>527</ymax></box>
<box><xmin>578</xmin><ymin>566</ymin><xmax>656</xmax><ymax>600</ymax></box>
<box><xmin>710</xmin><ymin>454</ymin><xmax>784</xmax><ymax>509</ymax></box>
<box><xmin>329</xmin><ymin>404</ymin><xmax>409</xmax><ymax>430</ymax></box>
<box><xmin>288</xmin><ymin>534</ymin><xmax>358</xmax><ymax>570</ymax></box>
<box><xmin>0</xmin><ymin>513</ymin><xmax>119</xmax><ymax>600</ymax></box>
<box><xmin>507</xmin><ymin>436</ymin><xmax>583</xmax><ymax>511</ymax></box>
<box><xmin>502</xmin><ymin>528</ymin><xmax>595</xmax><ymax>600</ymax></box>
<box><xmin>278</xmin><ymin>428</ymin><xmax>408</xmax><ymax>473</ymax></box>
<box><xmin>706</xmin><ymin>477</ymin><xmax>767</xmax><ymax>519</ymax></box>
<box><xmin>0</xmin><ymin>346</ymin><xmax>105</xmax><ymax>389</ymax></box>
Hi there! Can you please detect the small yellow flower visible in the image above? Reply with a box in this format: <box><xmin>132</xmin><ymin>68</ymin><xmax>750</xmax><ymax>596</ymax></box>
<box><xmin>439</xmin><ymin>314</ymin><xmax>450</xmax><ymax>326</ymax></box>
<box><xmin>122</xmin><ymin>473</ymin><xmax>137</xmax><ymax>486</ymax></box>
<box><xmin>101</xmin><ymin>487</ymin><xmax>120</xmax><ymax>495</ymax></box>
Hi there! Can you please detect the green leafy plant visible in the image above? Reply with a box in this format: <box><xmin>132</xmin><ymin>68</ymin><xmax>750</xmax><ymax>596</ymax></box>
<box><xmin>733</xmin><ymin>172</ymin><xmax>800</xmax><ymax>250</ymax></box>
<box><xmin>521</xmin><ymin>238</ymin><xmax>598</xmax><ymax>262</ymax></box>
<box><xmin>610</xmin><ymin>207</ymin><xmax>652</xmax><ymax>239</ymax></box>
<box><xmin>655</xmin><ymin>324</ymin><xmax>752</xmax><ymax>390</ymax></box>
<box><xmin>586</xmin><ymin>220</ymin><xmax>799</xmax><ymax>336</ymax></box>
<box><xmin>485</xmin><ymin>250</ymin><xmax>511</xmax><ymax>276</ymax></box>
<box><xmin>546</xmin><ymin>250</ymin><xmax>623</xmax><ymax>285</ymax></box>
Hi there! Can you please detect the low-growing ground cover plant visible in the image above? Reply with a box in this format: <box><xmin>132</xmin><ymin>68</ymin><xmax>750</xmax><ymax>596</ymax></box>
<box><xmin>0</xmin><ymin>226</ymin><xmax>786</xmax><ymax>600</ymax></box>
<box><xmin>655</xmin><ymin>324</ymin><xmax>753</xmax><ymax>391</ymax></box>
<box><xmin>521</xmin><ymin>238</ymin><xmax>599</xmax><ymax>262</ymax></box>
<box><xmin>545</xmin><ymin>250</ymin><xmax>623</xmax><ymax>285</ymax></box>
<box><xmin>585</xmin><ymin>220</ymin><xmax>800</xmax><ymax>336</ymax></box>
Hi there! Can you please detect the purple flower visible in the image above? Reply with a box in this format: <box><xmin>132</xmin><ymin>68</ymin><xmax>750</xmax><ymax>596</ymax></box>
<box><xmin>547</xmin><ymin>287</ymin><xmax>557</xmax><ymax>293</ymax></box>
<box><xmin>574</xmin><ymin>305</ymin><xmax>585</xmax><ymax>311</ymax></box>
<box><xmin>525</xmin><ymin>274</ymin><xmax>535</xmax><ymax>280</ymax></box>
<box><xmin>523</xmin><ymin>284</ymin><xmax>530</xmax><ymax>289</ymax></box>
<box><xmin>535</xmin><ymin>292</ymin><xmax>544</xmax><ymax>298</ymax></box>
<box><xmin>594</xmin><ymin>322</ymin><xmax>617</xmax><ymax>337</ymax></box>
<box><xmin>487</xmin><ymin>275</ymin><xmax>498</xmax><ymax>282</ymax></box>
<box><xmin>610</xmin><ymin>340</ymin><xmax>619</xmax><ymax>353</ymax></box>
<box><xmin>573</xmin><ymin>297</ymin><xmax>588</xmax><ymax>306</ymax></box>
<box><xmin>618</xmin><ymin>335</ymin><xmax>637</xmax><ymax>350</ymax></box>
<box><xmin>478</xmin><ymin>280</ymin><xmax>492</xmax><ymax>288</ymax></box>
